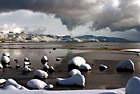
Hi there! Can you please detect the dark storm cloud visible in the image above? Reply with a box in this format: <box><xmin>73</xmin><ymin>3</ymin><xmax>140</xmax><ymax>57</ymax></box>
<box><xmin>0</xmin><ymin>0</ymin><xmax>139</xmax><ymax>31</ymax></box>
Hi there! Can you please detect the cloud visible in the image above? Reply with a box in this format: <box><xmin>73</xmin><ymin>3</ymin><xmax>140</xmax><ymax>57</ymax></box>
<box><xmin>0</xmin><ymin>0</ymin><xmax>139</xmax><ymax>31</ymax></box>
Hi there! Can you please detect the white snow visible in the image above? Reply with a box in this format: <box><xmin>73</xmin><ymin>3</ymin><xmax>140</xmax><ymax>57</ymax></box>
<box><xmin>99</xmin><ymin>64</ymin><xmax>108</xmax><ymax>71</ymax></box>
<box><xmin>24</xmin><ymin>61</ymin><xmax>30</xmax><ymax>65</ymax></box>
<box><xmin>79</xmin><ymin>64</ymin><xmax>91</xmax><ymax>71</ymax></box>
<box><xmin>34</xmin><ymin>70</ymin><xmax>48</xmax><ymax>79</ymax></box>
<box><xmin>27</xmin><ymin>79</ymin><xmax>47</xmax><ymax>89</ymax></box>
<box><xmin>56</xmin><ymin>74</ymin><xmax>85</xmax><ymax>87</ymax></box>
<box><xmin>0</xmin><ymin>79</ymin><xmax>6</xmax><ymax>84</ymax></box>
<box><xmin>0</xmin><ymin>88</ymin><xmax>125</xmax><ymax>94</ymax></box>
<box><xmin>126</xmin><ymin>76</ymin><xmax>140</xmax><ymax>94</ymax></box>
<box><xmin>24</xmin><ymin>57</ymin><xmax>29</xmax><ymax>62</ymax></box>
<box><xmin>116</xmin><ymin>59</ymin><xmax>135</xmax><ymax>71</ymax></box>
<box><xmin>69</xmin><ymin>69</ymin><xmax>81</xmax><ymax>76</ymax></box>
<box><xmin>68</xmin><ymin>56</ymin><xmax>86</xmax><ymax>67</ymax></box>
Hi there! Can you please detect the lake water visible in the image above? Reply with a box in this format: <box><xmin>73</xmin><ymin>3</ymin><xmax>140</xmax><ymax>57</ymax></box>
<box><xmin>0</xmin><ymin>42</ymin><xmax>140</xmax><ymax>90</ymax></box>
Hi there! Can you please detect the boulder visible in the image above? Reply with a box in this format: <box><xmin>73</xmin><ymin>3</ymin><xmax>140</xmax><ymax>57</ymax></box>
<box><xmin>126</xmin><ymin>76</ymin><xmax>140</xmax><ymax>94</ymax></box>
<box><xmin>34</xmin><ymin>70</ymin><xmax>48</xmax><ymax>79</ymax></box>
<box><xmin>79</xmin><ymin>64</ymin><xmax>91</xmax><ymax>71</ymax></box>
<box><xmin>41</xmin><ymin>56</ymin><xmax>48</xmax><ymax>65</ymax></box>
<box><xmin>99</xmin><ymin>64</ymin><xmax>108</xmax><ymax>71</ymax></box>
<box><xmin>56</xmin><ymin>74</ymin><xmax>85</xmax><ymax>87</ymax></box>
<box><xmin>69</xmin><ymin>69</ymin><xmax>81</xmax><ymax>76</ymax></box>
<box><xmin>27</xmin><ymin>79</ymin><xmax>47</xmax><ymax>89</ymax></box>
<box><xmin>68</xmin><ymin>56</ymin><xmax>86</xmax><ymax>71</ymax></box>
<box><xmin>117</xmin><ymin>59</ymin><xmax>135</xmax><ymax>72</ymax></box>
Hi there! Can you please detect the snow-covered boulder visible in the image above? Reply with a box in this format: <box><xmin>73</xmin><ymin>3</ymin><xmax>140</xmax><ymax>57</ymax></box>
<box><xmin>16</xmin><ymin>64</ymin><xmax>20</xmax><ymax>69</ymax></box>
<box><xmin>1</xmin><ymin>56</ymin><xmax>10</xmax><ymax>68</ymax></box>
<box><xmin>43</xmin><ymin>64</ymin><xmax>49</xmax><ymax>71</ymax></box>
<box><xmin>56</xmin><ymin>74</ymin><xmax>85</xmax><ymax>87</ymax></box>
<box><xmin>0</xmin><ymin>63</ymin><xmax>3</xmax><ymax>69</ymax></box>
<box><xmin>116</xmin><ymin>59</ymin><xmax>135</xmax><ymax>72</ymax></box>
<box><xmin>44</xmin><ymin>84</ymin><xmax>54</xmax><ymax>89</ymax></box>
<box><xmin>27</xmin><ymin>79</ymin><xmax>48</xmax><ymax>89</ymax></box>
<box><xmin>4</xmin><ymin>78</ymin><xmax>28</xmax><ymax>90</ymax></box>
<box><xmin>24</xmin><ymin>57</ymin><xmax>30</xmax><ymax>62</ymax></box>
<box><xmin>34</xmin><ymin>70</ymin><xmax>48</xmax><ymax>79</ymax></box>
<box><xmin>23</xmin><ymin>66</ymin><xmax>32</xmax><ymax>72</ymax></box>
<box><xmin>56</xmin><ymin>58</ymin><xmax>60</xmax><ymax>61</ymax></box>
<box><xmin>2</xmin><ymin>52</ymin><xmax>10</xmax><ymax>57</ymax></box>
<box><xmin>79</xmin><ymin>64</ymin><xmax>91</xmax><ymax>71</ymax></box>
<box><xmin>69</xmin><ymin>69</ymin><xmax>81</xmax><ymax>76</ymax></box>
<box><xmin>99</xmin><ymin>64</ymin><xmax>108</xmax><ymax>71</ymax></box>
<box><xmin>126</xmin><ymin>76</ymin><xmax>140</xmax><ymax>94</ymax></box>
<box><xmin>0</xmin><ymin>78</ymin><xmax>6</xmax><ymax>85</ymax></box>
<box><xmin>68</xmin><ymin>56</ymin><xmax>86</xmax><ymax>71</ymax></box>
<box><xmin>41</xmin><ymin>56</ymin><xmax>48</xmax><ymax>65</ymax></box>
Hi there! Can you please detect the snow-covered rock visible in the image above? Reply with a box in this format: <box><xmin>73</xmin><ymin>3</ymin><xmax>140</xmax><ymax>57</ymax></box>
<box><xmin>23</xmin><ymin>66</ymin><xmax>32</xmax><ymax>72</ymax></box>
<box><xmin>2</xmin><ymin>52</ymin><xmax>10</xmax><ymax>57</ymax></box>
<box><xmin>24</xmin><ymin>62</ymin><xmax>30</xmax><ymax>65</ymax></box>
<box><xmin>44</xmin><ymin>84</ymin><xmax>54</xmax><ymax>89</ymax></box>
<box><xmin>0</xmin><ymin>78</ymin><xmax>6</xmax><ymax>85</ymax></box>
<box><xmin>126</xmin><ymin>76</ymin><xmax>140</xmax><ymax>94</ymax></box>
<box><xmin>48</xmin><ymin>66</ymin><xmax>55</xmax><ymax>73</ymax></box>
<box><xmin>116</xmin><ymin>59</ymin><xmax>135</xmax><ymax>72</ymax></box>
<box><xmin>68</xmin><ymin>56</ymin><xmax>86</xmax><ymax>71</ymax></box>
<box><xmin>69</xmin><ymin>69</ymin><xmax>81</xmax><ymax>76</ymax></box>
<box><xmin>27</xmin><ymin>79</ymin><xmax>47</xmax><ymax>89</ymax></box>
<box><xmin>4</xmin><ymin>78</ymin><xmax>28</xmax><ymax>90</ymax></box>
<box><xmin>16</xmin><ymin>64</ymin><xmax>20</xmax><ymax>69</ymax></box>
<box><xmin>41</xmin><ymin>56</ymin><xmax>48</xmax><ymax>65</ymax></box>
<box><xmin>99</xmin><ymin>64</ymin><xmax>108</xmax><ymax>71</ymax></box>
<box><xmin>43</xmin><ymin>64</ymin><xmax>49</xmax><ymax>71</ymax></box>
<box><xmin>56</xmin><ymin>74</ymin><xmax>85</xmax><ymax>87</ymax></box>
<box><xmin>0</xmin><ymin>63</ymin><xmax>3</xmax><ymax>69</ymax></box>
<box><xmin>56</xmin><ymin>58</ymin><xmax>60</xmax><ymax>61</ymax></box>
<box><xmin>34</xmin><ymin>70</ymin><xmax>48</xmax><ymax>79</ymax></box>
<box><xmin>1</xmin><ymin>56</ymin><xmax>10</xmax><ymax>68</ymax></box>
<box><xmin>24</xmin><ymin>57</ymin><xmax>30</xmax><ymax>62</ymax></box>
<box><xmin>79</xmin><ymin>64</ymin><xmax>91</xmax><ymax>71</ymax></box>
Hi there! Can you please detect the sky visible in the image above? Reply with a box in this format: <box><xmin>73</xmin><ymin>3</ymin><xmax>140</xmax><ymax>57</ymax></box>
<box><xmin>0</xmin><ymin>0</ymin><xmax>140</xmax><ymax>41</ymax></box>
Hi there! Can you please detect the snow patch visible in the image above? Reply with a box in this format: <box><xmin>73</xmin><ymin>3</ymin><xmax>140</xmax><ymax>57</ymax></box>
<box><xmin>34</xmin><ymin>70</ymin><xmax>48</xmax><ymax>79</ymax></box>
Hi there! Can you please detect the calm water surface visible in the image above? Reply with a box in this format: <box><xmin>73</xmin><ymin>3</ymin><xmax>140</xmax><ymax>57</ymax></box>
<box><xmin>0</xmin><ymin>42</ymin><xmax>140</xmax><ymax>90</ymax></box>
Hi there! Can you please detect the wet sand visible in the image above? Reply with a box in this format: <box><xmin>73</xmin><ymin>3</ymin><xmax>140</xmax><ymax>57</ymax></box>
<box><xmin>0</xmin><ymin>42</ymin><xmax>140</xmax><ymax>90</ymax></box>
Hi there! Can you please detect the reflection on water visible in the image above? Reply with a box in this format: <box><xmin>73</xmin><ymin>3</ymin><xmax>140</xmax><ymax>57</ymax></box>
<box><xmin>0</xmin><ymin>42</ymin><xmax>140</xmax><ymax>90</ymax></box>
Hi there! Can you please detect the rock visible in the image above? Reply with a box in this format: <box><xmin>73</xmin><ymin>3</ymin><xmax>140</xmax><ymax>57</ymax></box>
<box><xmin>0</xmin><ymin>63</ymin><xmax>3</xmax><ymax>69</ymax></box>
<box><xmin>2</xmin><ymin>53</ymin><xmax>10</xmax><ymax>58</ymax></box>
<box><xmin>99</xmin><ymin>64</ymin><xmax>108</xmax><ymax>71</ymax></box>
<box><xmin>79</xmin><ymin>64</ymin><xmax>91</xmax><ymax>71</ymax></box>
<box><xmin>44</xmin><ymin>84</ymin><xmax>54</xmax><ymax>89</ymax></box>
<box><xmin>48</xmin><ymin>66</ymin><xmax>55</xmax><ymax>73</ymax></box>
<box><xmin>34</xmin><ymin>70</ymin><xmax>48</xmax><ymax>79</ymax></box>
<box><xmin>43</xmin><ymin>64</ymin><xmax>49</xmax><ymax>71</ymax></box>
<box><xmin>16</xmin><ymin>64</ymin><xmax>20</xmax><ymax>69</ymax></box>
<box><xmin>23</xmin><ymin>66</ymin><xmax>32</xmax><ymax>72</ymax></box>
<box><xmin>24</xmin><ymin>57</ymin><xmax>30</xmax><ymax>62</ymax></box>
<box><xmin>56</xmin><ymin>74</ymin><xmax>85</xmax><ymax>87</ymax></box>
<box><xmin>126</xmin><ymin>76</ymin><xmax>140</xmax><ymax>94</ymax></box>
<box><xmin>27</xmin><ymin>79</ymin><xmax>47</xmax><ymax>89</ymax></box>
<box><xmin>69</xmin><ymin>69</ymin><xmax>81</xmax><ymax>76</ymax></box>
<box><xmin>41</xmin><ymin>56</ymin><xmax>48</xmax><ymax>65</ymax></box>
<box><xmin>1</xmin><ymin>56</ymin><xmax>11</xmax><ymax>68</ymax></box>
<box><xmin>53</xmin><ymin>48</ymin><xmax>56</xmax><ymax>50</ymax></box>
<box><xmin>56</xmin><ymin>58</ymin><xmax>60</xmax><ymax>61</ymax></box>
<box><xmin>0</xmin><ymin>78</ymin><xmax>6</xmax><ymax>85</ymax></box>
<box><xmin>68</xmin><ymin>56</ymin><xmax>86</xmax><ymax>71</ymax></box>
<box><xmin>116</xmin><ymin>59</ymin><xmax>135</xmax><ymax>72</ymax></box>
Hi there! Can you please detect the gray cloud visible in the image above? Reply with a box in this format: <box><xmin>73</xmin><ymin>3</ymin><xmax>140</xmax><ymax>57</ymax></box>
<box><xmin>0</xmin><ymin>0</ymin><xmax>139</xmax><ymax>31</ymax></box>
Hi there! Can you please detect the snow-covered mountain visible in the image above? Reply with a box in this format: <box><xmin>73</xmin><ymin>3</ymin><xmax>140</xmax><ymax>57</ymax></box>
<box><xmin>0</xmin><ymin>32</ymin><xmax>133</xmax><ymax>42</ymax></box>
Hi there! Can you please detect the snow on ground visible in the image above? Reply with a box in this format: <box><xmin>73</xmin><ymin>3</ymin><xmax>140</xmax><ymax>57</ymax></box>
<box><xmin>0</xmin><ymin>88</ymin><xmax>125</xmax><ymax>94</ymax></box>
